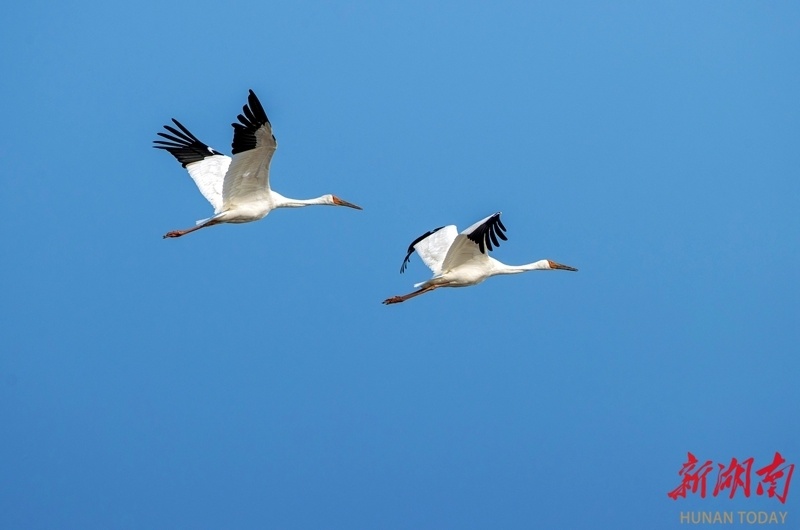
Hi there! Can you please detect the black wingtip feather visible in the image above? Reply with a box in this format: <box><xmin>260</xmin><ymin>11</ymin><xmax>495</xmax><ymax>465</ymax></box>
<box><xmin>467</xmin><ymin>213</ymin><xmax>508</xmax><ymax>254</ymax></box>
<box><xmin>231</xmin><ymin>89</ymin><xmax>273</xmax><ymax>155</ymax></box>
<box><xmin>153</xmin><ymin>119</ymin><xmax>222</xmax><ymax>167</ymax></box>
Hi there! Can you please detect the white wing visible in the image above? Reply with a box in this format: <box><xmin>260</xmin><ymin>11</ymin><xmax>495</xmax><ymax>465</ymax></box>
<box><xmin>399</xmin><ymin>225</ymin><xmax>458</xmax><ymax>275</ymax></box>
<box><xmin>415</xmin><ymin>226</ymin><xmax>458</xmax><ymax>275</ymax></box>
<box><xmin>222</xmin><ymin>90</ymin><xmax>277</xmax><ymax>208</ymax></box>
<box><xmin>154</xmin><ymin>119</ymin><xmax>231</xmax><ymax>213</ymax></box>
<box><xmin>185</xmin><ymin>156</ymin><xmax>231</xmax><ymax>213</ymax></box>
<box><xmin>441</xmin><ymin>212</ymin><xmax>507</xmax><ymax>271</ymax></box>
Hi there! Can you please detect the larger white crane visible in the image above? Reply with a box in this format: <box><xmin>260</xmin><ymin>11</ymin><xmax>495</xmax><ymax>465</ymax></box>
<box><xmin>154</xmin><ymin>90</ymin><xmax>361</xmax><ymax>238</ymax></box>
<box><xmin>383</xmin><ymin>212</ymin><xmax>577</xmax><ymax>304</ymax></box>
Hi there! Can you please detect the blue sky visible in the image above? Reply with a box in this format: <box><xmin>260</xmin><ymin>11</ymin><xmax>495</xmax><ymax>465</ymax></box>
<box><xmin>1</xmin><ymin>1</ymin><xmax>798</xmax><ymax>528</ymax></box>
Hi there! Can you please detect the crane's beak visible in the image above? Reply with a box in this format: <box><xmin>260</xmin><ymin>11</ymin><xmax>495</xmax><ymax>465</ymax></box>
<box><xmin>332</xmin><ymin>196</ymin><xmax>363</xmax><ymax>210</ymax></box>
<box><xmin>548</xmin><ymin>260</ymin><xmax>578</xmax><ymax>271</ymax></box>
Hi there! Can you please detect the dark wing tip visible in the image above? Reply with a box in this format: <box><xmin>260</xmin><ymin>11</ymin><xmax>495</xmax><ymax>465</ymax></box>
<box><xmin>400</xmin><ymin>251</ymin><xmax>413</xmax><ymax>274</ymax></box>
<box><xmin>231</xmin><ymin>89</ymin><xmax>272</xmax><ymax>155</ymax></box>
<box><xmin>153</xmin><ymin>119</ymin><xmax>221</xmax><ymax>167</ymax></box>
<box><xmin>247</xmin><ymin>90</ymin><xmax>270</xmax><ymax>124</ymax></box>
<box><xmin>467</xmin><ymin>213</ymin><xmax>508</xmax><ymax>254</ymax></box>
<box><xmin>399</xmin><ymin>225</ymin><xmax>446</xmax><ymax>273</ymax></box>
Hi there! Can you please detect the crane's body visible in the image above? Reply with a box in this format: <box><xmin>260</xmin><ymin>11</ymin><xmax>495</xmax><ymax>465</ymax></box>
<box><xmin>383</xmin><ymin>212</ymin><xmax>577</xmax><ymax>304</ymax></box>
<box><xmin>154</xmin><ymin>90</ymin><xmax>361</xmax><ymax>239</ymax></box>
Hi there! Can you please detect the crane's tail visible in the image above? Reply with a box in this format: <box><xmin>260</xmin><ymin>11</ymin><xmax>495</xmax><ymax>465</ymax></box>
<box><xmin>414</xmin><ymin>274</ymin><xmax>444</xmax><ymax>289</ymax></box>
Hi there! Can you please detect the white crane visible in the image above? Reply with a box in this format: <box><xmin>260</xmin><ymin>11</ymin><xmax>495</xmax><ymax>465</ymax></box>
<box><xmin>383</xmin><ymin>212</ymin><xmax>577</xmax><ymax>304</ymax></box>
<box><xmin>154</xmin><ymin>90</ymin><xmax>362</xmax><ymax>238</ymax></box>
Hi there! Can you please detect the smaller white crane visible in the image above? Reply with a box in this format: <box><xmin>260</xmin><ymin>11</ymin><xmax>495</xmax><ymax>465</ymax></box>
<box><xmin>383</xmin><ymin>212</ymin><xmax>577</xmax><ymax>304</ymax></box>
<box><xmin>154</xmin><ymin>90</ymin><xmax>361</xmax><ymax>239</ymax></box>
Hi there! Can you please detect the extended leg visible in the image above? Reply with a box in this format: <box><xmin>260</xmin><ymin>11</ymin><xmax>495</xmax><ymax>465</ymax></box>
<box><xmin>163</xmin><ymin>219</ymin><xmax>220</xmax><ymax>239</ymax></box>
<box><xmin>382</xmin><ymin>285</ymin><xmax>438</xmax><ymax>305</ymax></box>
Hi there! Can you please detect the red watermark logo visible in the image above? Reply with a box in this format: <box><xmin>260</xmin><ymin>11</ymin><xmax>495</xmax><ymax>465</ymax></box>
<box><xmin>668</xmin><ymin>452</ymin><xmax>794</xmax><ymax>504</ymax></box>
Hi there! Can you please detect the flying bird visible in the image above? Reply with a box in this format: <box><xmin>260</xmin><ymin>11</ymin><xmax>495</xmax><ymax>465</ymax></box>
<box><xmin>154</xmin><ymin>90</ymin><xmax>362</xmax><ymax>238</ymax></box>
<box><xmin>383</xmin><ymin>212</ymin><xmax>577</xmax><ymax>305</ymax></box>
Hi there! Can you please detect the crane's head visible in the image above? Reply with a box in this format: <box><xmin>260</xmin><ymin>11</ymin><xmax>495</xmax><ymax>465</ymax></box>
<box><xmin>547</xmin><ymin>260</ymin><xmax>578</xmax><ymax>271</ymax></box>
<box><xmin>329</xmin><ymin>195</ymin><xmax>363</xmax><ymax>210</ymax></box>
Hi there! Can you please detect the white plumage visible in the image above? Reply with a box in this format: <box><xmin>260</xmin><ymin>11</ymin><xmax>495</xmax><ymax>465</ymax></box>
<box><xmin>154</xmin><ymin>90</ymin><xmax>361</xmax><ymax>239</ymax></box>
<box><xmin>413</xmin><ymin>225</ymin><xmax>458</xmax><ymax>276</ymax></box>
<box><xmin>383</xmin><ymin>212</ymin><xmax>577</xmax><ymax>304</ymax></box>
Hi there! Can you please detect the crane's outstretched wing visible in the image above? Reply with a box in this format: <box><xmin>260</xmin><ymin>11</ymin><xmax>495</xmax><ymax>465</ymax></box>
<box><xmin>465</xmin><ymin>212</ymin><xmax>507</xmax><ymax>253</ymax></box>
<box><xmin>153</xmin><ymin>119</ymin><xmax>231</xmax><ymax>213</ymax></box>
<box><xmin>400</xmin><ymin>225</ymin><xmax>458</xmax><ymax>275</ymax></box>
<box><xmin>221</xmin><ymin>90</ymin><xmax>278</xmax><ymax>208</ymax></box>
<box><xmin>441</xmin><ymin>212</ymin><xmax>507</xmax><ymax>271</ymax></box>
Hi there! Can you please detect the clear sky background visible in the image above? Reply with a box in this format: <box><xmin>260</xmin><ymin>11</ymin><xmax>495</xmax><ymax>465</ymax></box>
<box><xmin>1</xmin><ymin>1</ymin><xmax>798</xmax><ymax>528</ymax></box>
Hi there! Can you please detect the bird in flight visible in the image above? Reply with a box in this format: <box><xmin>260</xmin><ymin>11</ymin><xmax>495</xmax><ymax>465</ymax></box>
<box><xmin>154</xmin><ymin>90</ymin><xmax>362</xmax><ymax>239</ymax></box>
<box><xmin>383</xmin><ymin>212</ymin><xmax>577</xmax><ymax>304</ymax></box>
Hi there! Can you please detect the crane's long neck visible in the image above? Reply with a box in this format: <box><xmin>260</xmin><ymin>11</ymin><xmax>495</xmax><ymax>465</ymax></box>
<box><xmin>271</xmin><ymin>192</ymin><xmax>330</xmax><ymax>208</ymax></box>
<box><xmin>492</xmin><ymin>259</ymin><xmax>552</xmax><ymax>275</ymax></box>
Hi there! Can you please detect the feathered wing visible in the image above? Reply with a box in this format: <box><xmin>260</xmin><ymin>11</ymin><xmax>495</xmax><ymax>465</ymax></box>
<box><xmin>221</xmin><ymin>90</ymin><xmax>278</xmax><ymax>208</ymax></box>
<box><xmin>153</xmin><ymin>119</ymin><xmax>231</xmax><ymax>213</ymax></box>
<box><xmin>441</xmin><ymin>212</ymin><xmax>507</xmax><ymax>271</ymax></box>
<box><xmin>400</xmin><ymin>225</ymin><xmax>458</xmax><ymax>275</ymax></box>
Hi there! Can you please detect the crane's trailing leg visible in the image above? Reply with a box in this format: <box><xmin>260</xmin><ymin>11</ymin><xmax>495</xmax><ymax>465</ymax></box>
<box><xmin>382</xmin><ymin>285</ymin><xmax>438</xmax><ymax>305</ymax></box>
<box><xmin>163</xmin><ymin>219</ymin><xmax>221</xmax><ymax>239</ymax></box>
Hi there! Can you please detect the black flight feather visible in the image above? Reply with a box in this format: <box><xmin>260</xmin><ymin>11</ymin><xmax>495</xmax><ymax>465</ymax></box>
<box><xmin>467</xmin><ymin>212</ymin><xmax>508</xmax><ymax>254</ymax></box>
<box><xmin>231</xmin><ymin>89</ymin><xmax>274</xmax><ymax>155</ymax></box>
<box><xmin>153</xmin><ymin>119</ymin><xmax>223</xmax><ymax>168</ymax></box>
